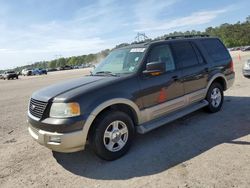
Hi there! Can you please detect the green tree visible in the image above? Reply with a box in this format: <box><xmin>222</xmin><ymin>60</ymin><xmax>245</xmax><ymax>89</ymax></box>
<box><xmin>56</xmin><ymin>58</ymin><xmax>66</xmax><ymax>67</ymax></box>
<box><xmin>68</xmin><ymin>57</ymin><xmax>77</xmax><ymax>66</ymax></box>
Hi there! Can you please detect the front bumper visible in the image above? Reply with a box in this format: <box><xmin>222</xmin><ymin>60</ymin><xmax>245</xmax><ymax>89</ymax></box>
<box><xmin>27</xmin><ymin>112</ymin><xmax>88</xmax><ymax>153</ymax></box>
<box><xmin>28</xmin><ymin>125</ymin><xmax>86</xmax><ymax>153</ymax></box>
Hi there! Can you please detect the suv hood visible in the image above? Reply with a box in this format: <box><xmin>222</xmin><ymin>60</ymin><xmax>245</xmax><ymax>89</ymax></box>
<box><xmin>32</xmin><ymin>76</ymin><xmax>116</xmax><ymax>102</ymax></box>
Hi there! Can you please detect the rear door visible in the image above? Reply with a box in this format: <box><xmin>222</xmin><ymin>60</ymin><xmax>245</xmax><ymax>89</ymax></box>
<box><xmin>171</xmin><ymin>41</ymin><xmax>209</xmax><ymax>103</ymax></box>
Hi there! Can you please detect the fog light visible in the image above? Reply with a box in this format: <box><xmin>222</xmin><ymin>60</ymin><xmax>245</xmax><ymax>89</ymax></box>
<box><xmin>49</xmin><ymin>136</ymin><xmax>61</xmax><ymax>143</ymax></box>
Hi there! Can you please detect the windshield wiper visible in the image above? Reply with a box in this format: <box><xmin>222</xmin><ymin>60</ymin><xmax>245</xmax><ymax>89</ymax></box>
<box><xmin>93</xmin><ymin>71</ymin><xmax>119</xmax><ymax>77</ymax></box>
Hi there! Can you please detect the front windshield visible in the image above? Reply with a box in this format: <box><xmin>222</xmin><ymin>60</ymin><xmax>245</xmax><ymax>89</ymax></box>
<box><xmin>92</xmin><ymin>47</ymin><xmax>146</xmax><ymax>75</ymax></box>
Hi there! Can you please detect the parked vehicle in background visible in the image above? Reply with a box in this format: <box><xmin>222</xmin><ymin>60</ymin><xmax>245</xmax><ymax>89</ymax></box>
<box><xmin>32</xmin><ymin>69</ymin><xmax>47</xmax><ymax>75</ymax></box>
<box><xmin>79</xmin><ymin>63</ymin><xmax>94</xmax><ymax>69</ymax></box>
<box><xmin>243</xmin><ymin>59</ymin><xmax>250</xmax><ymax>78</ymax></box>
<box><xmin>79</xmin><ymin>64</ymin><xmax>87</xmax><ymax>69</ymax></box>
<box><xmin>47</xmin><ymin>68</ymin><xmax>57</xmax><ymax>72</ymax></box>
<box><xmin>28</xmin><ymin>35</ymin><xmax>235</xmax><ymax>160</ymax></box>
<box><xmin>0</xmin><ymin>73</ymin><xmax>3</xmax><ymax>79</ymax></box>
<box><xmin>22</xmin><ymin>69</ymin><xmax>33</xmax><ymax>76</ymax></box>
<box><xmin>57</xmin><ymin>65</ymin><xmax>73</xmax><ymax>71</ymax></box>
<box><xmin>3</xmin><ymin>71</ymin><xmax>18</xmax><ymax>80</ymax></box>
<box><xmin>241</xmin><ymin>46</ymin><xmax>250</xmax><ymax>51</ymax></box>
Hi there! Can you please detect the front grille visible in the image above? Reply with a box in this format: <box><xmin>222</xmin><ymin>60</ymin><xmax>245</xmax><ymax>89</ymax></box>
<box><xmin>29</xmin><ymin>98</ymin><xmax>48</xmax><ymax>119</ymax></box>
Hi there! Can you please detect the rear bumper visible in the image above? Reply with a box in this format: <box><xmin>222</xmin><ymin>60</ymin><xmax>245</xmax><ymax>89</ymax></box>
<box><xmin>28</xmin><ymin>125</ymin><xmax>86</xmax><ymax>153</ymax></box>
<box><xmin>226</xmin><ymin>72</ymin><xmax>235</xmax><ymax>89</ymax></box>
<box><xmin>227</xmin><ymin>77</ymin><xmax>234</xmax><ymax>88</ymax></box>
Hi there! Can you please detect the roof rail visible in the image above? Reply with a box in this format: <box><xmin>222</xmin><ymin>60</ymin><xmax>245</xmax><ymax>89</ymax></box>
<box><xmin>165</xmin><ymin>34</ymin><xmax>210</xmax><ymax>40</ymax></box>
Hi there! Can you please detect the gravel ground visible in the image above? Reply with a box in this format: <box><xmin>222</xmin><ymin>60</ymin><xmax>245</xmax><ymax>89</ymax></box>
<box><xmin>0</xmin><ymin>52</ymin><xmax>249</xmax><ymax>188</ymax></box>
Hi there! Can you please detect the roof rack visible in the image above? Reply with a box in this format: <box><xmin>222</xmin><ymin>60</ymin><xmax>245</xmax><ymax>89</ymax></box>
<box><xmin>165</xmin><ymin>34</ymin><xmax>210</xmax><ymax>40</ymax></box>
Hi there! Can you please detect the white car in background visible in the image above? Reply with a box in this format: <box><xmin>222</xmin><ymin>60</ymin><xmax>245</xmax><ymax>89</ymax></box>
<box><xmin>243</xmin><ymin>59</ymin><xmax>250</xmax><ymax>78</ymax></box>
<box><xmin>22</xmin><ymin>69</ymin><xmax>33</xmax><ymax>76</ymax></box>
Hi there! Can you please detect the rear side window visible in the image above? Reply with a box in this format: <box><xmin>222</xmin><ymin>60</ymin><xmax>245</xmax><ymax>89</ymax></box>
<box><xmin>201</xmin><ymin>39</ymin><xmax>230</xmax><ymax>61</ymax></box>
<box><xmin>171</xmin><ymin>41</ymin><xmax>199</xmax><ymax>68</ymax></box>
<box><xmin>147</xmin><ymin>44</ymin><xmax>176</xmax><ymax>72</ymax></box>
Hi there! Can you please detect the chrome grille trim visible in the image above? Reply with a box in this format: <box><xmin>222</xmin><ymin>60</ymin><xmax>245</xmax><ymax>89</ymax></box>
<box><xmin>29</xmin><ymin>98</ymin><xmax>47</xmax><ymax>119</ymax></box>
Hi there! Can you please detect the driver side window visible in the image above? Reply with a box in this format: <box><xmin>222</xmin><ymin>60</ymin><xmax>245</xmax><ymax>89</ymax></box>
<box><xmin>147</xmin><ymin>44</ymin><xmax>176</xmax><ymax>72</ymax></box>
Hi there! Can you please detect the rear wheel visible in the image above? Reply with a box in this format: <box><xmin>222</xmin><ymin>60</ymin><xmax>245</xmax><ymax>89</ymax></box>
<box><xmin>205</xmin><ymin>82</ymin><xmax>224</xmax><ymax>113</ymax></box>
<box><xmin>89</xmin><ymin>111</ymin><xmax>135</xmax><ymax>160</ymax></box>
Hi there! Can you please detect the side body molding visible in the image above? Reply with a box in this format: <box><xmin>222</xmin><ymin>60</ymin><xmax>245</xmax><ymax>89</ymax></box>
<box><xmin>81</xmin><ymin>74</ymin><xmax>229</xmax><ymax>148</ymax></box>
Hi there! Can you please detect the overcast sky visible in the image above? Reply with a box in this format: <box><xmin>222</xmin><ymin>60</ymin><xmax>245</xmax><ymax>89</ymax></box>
<box><xmin>0</xmin><ymin>0</ymin><xmax>249</xmax><ymax>69</ymax></box>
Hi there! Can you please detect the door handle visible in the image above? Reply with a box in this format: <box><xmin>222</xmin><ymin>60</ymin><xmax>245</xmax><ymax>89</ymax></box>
<box><xmin>172</xmin><ymin>75</ymin><xmax>179</xmax><ymax>81</ymax></box>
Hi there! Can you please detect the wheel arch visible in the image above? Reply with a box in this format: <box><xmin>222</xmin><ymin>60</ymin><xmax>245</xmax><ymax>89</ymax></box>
<box><xmin>206</xmin><ymin>73</ymin><xmax>228</xmax><ymax>92</ymax></box>
<box><xmin>82</xmin><ymin>98</ymin><xmax>141</xmax><ymax>143</ymax></box>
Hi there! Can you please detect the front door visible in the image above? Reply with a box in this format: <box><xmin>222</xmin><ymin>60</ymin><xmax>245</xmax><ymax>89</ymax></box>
<box><xmin>138</xmin><ymin>43</ymin><xmax>185</xmax><ymax>121</ymax></box>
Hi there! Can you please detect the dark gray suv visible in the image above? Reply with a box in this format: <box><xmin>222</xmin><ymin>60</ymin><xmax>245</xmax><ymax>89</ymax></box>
<box><xmin>28</xmin><ymin>35</ymin><xmax>235</xmax><ymax>160</ymax></box>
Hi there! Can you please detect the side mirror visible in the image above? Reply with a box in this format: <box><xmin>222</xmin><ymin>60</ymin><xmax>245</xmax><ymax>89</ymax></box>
<box><xmin>143</xmin><ymin>61</ymin><xmax>165</xmax><ymax>76</ymax></box>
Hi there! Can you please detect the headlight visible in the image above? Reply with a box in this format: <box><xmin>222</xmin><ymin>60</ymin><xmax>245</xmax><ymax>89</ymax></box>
<box><xmin>50</xmin><ymin>102</ymin><xmax>80</xmax><ymax>118</ymax></box>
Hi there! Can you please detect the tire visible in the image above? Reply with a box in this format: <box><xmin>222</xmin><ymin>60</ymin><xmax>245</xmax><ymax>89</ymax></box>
<box><xmin>205</xmin><ymin>82</ymin><xmax>224</xmax><ymax>113</ymax></box>
<box><xmin>16</xmin><ymin>76</ymin><xmax>18</xmax><ymax>79</ymax></box>
<box><xmin>89</xmin><ymin>111</ymin><xmax>135</xmax><ymax>161</ymax></box>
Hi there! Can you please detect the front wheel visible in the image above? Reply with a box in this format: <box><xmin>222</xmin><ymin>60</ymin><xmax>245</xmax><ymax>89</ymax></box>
<box><xmin>205</xmin><ymin>83</ymin><xmax>224</xmax><ymax>113</ymax></box>
<box><xmin>89</xmin><ymin>111</ymin><xmax>135</xmax><ymax>161</ymax></box>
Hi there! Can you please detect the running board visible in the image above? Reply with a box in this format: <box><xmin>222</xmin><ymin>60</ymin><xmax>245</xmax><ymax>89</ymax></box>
<box><xmin>136</xmin><ymin>100</ymin><xmax>209</xmax><ymax>134</ymax></box>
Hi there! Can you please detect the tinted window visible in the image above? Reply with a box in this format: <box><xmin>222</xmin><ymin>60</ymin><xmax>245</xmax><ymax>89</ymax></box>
<box><xmin>171</xmin><ymin>42</ymin><xmax>199</xmax><ymax>68</ymax></box>
<box><xmin>191</xmin><ymin>43</ymin><xmax>205</xmax><ymax>64</ymax></box>
<box><xmin>147</xmin><ymin>44</ymin><xmax>175</xmax><ymax>72</ymax></box>
<box><xmin>201</xmin><ymin>39</ymin><xmax>230</xmax><ymax>61</ymax></box>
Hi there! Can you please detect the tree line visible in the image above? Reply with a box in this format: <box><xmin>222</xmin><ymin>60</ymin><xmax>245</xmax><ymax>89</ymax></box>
<box><xmin>1</xmin><ymin>16</ymin><xmax>250</xmax><ymax>73</ymax></box>
<box><xmin>151</xmin><ymin>16</ymin><xmax>250</xmax><ymax>48</ymax></box>
<box><xmin>10</xmin><ymin>49</ymin><xmax>110</xmax><ymax>73</ymax></box>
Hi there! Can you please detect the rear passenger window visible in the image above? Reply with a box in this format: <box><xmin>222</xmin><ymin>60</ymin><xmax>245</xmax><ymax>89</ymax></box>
<box><xmin>147</xmin><ymin>44</ymin><xmax>175</xmax><ymax>72</ymax></box>
<box><xmin>171</xmin><ymin>42</ymin><xmax>199</xmax><ymax>68</ymax></box>
<box><xmin>201</xmin><ymin>39</ymin><xmax>230</xmax><ymax>61</ymax></box>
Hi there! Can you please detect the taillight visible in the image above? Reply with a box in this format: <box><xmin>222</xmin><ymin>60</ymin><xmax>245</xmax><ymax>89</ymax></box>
<box><xmin>230</xmin><ymin>60</ymin><xmax>234</xmax><ymax>72</ymax></box>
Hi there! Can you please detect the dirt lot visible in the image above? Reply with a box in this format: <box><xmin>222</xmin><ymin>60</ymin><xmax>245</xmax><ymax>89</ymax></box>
<box><xmin>0</xmin><ymin>52</ymin><xmax>250</xmax><ymax>188</ymax></box>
